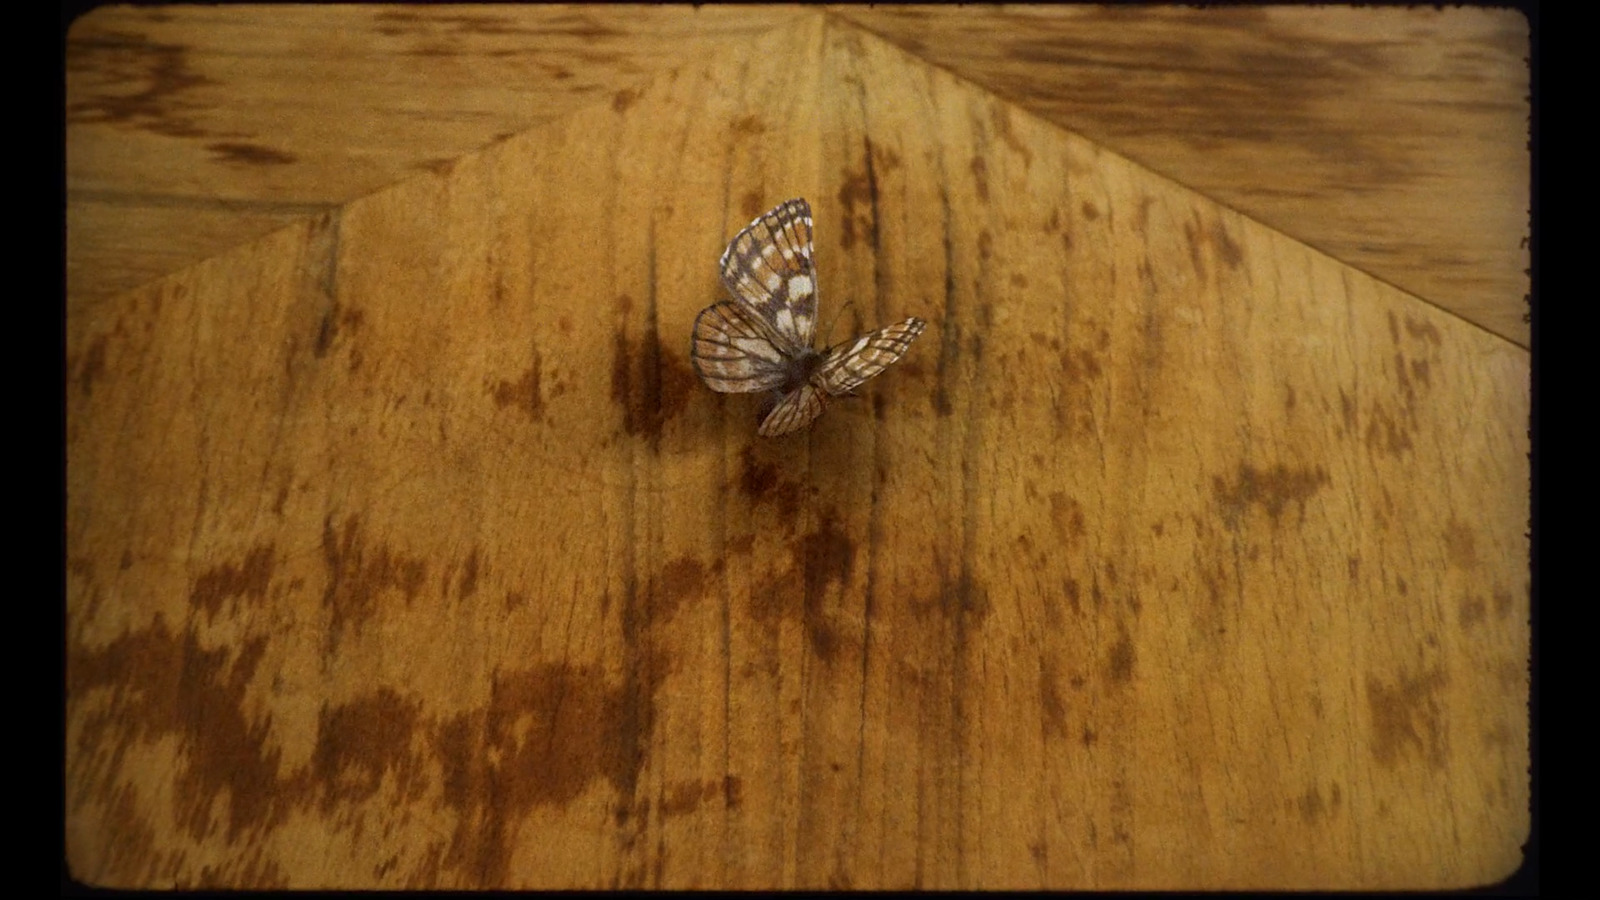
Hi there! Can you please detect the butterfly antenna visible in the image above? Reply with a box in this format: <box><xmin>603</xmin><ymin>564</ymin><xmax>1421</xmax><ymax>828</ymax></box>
<box><xmin>821</xmin><ymin>300</ymin><xmax>859</xmax><ymax>346</ymax></box>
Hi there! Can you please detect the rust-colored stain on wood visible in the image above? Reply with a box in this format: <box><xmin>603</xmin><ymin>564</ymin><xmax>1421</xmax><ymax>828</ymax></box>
<box><xmin>67</xmin><ymin>6</ymin><xmax>1529</xmax><ymax>891</ymax></box>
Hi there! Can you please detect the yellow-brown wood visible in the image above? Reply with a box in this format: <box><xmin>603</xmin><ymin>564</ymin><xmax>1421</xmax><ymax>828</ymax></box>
<box><xmin>833</xmin><ymin>5</ymin><xmax>1532</xmax><ymax>347</ymax></box>
<box><xmin>66</xmin><ymin>11</ymin><xmax>1530</xmax><ymax>891</ymax></box>
<box><xmin>66</xmin><ymin>5</ymin><xmax>1531</xmax><ymax>347</ymax></box>
<box><xmin>66</xmin><ymin>4</ymin><xmax>804</xmax><ymax>313</ymax></box>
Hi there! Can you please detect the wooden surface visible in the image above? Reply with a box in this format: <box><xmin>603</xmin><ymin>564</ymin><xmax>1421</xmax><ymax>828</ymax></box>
<box><xmin>66</xmin><ymin>8</ymin><xmax>1531</xmax><ymax>891</ymax></box>
<box><xmin>66</xmin><ymin>5</ymin><xmax>1531</xmax><ymax>346</ymax></box>
<box><xmin>834</xmin><ymin>5</ymin><xmax>1532</xmax><ymax>347</ymax></box>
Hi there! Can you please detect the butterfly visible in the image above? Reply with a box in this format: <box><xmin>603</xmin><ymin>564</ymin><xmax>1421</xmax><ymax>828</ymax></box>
<box><xmin>691</xmin><ymin>198</ymin><xmax>927</xmax><ymax>437</ymax></box>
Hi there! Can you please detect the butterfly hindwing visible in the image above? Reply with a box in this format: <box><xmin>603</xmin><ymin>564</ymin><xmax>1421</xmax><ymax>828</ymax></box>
<box><xmin>757</xmin><ymin>383</ymin><xmax>827</xmax><ymax>437</ymax></box>
<box><xmin>718</xmin><ymin>198</ymin><xmax>817</xmax><ymax>354</ymax></box>
<box><xmin>690</xmin><ymin>301</ymin><xmax>792</xmax><ymax>394</ymax></box>
<box><xmin>816</xmin><ymin>317</ymin><xmax>928</xmax><ymax>396</ymax></box>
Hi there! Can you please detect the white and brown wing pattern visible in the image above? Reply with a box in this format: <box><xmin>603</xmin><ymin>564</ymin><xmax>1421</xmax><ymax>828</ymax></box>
<box><xmin>690</xmin><ymin>300</ymin><xmax>792</xmax><ymax>394</ymax></box>
<box><xmin>717</xmin><ymin>198</ymin><xmax>817</xmax><ymax>353</ymax></box>
<box><xmin>756</xmin><ymin>383</ymin><xmax>828</xmax><ymax>437</ymax></box>
<box><xmin>815</xmin><ymin>317</ymin><xmax>928</xmax><ymax>396</ymax></box>
<box><xmin>691</xmin><ymin>197</ymin><xmax>926</xmax><ymax>437</ymax></box>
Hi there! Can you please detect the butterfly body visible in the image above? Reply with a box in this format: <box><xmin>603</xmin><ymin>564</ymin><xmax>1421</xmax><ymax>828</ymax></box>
<box><xmin>691</xmin><ymin>198</ymin><xmax>927</xmax><ymax>437</ymax></box>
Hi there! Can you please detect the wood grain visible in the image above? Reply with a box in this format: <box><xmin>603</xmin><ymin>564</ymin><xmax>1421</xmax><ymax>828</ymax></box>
<box><xmin>66</xmin><ymin>12</ymin><xmax>1530</xmax><ymax>891</ymax></box>
<box><xmin>833</xmin><ymin>5</ymin><xmax>1532</xmax><ymax>346</ymax></box>
<box><xmin>66</xmin><ymin>4</ymin><xmax>803</xmax><ymax>314</ymax></box>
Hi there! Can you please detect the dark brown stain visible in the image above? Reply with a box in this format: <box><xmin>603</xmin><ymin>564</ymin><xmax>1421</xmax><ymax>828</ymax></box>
<box><xmin>836</xmin><ymin>167</ymin><xmax>873</xmax><ymax>251</ymax></box>
<box><xmin>800</xmin><ymin>514</ymin><xmax>856</xmax><ymax>661</ymax></box>
<box><xmin>659</xmin><ymin>778</ymin><xmax>724</xmax><ymax>817</ymax></box>
<box><xmin>1493</xmin><ymin>589</ymin><xmax>1514</xmax><ymax>619</ymax></box>
<box><xmin>190</xmin><ymin>544</ymin><xmax>275</xmax><ymax>618</ymax></box>
<box><xmin>457</xmin><ymin>547</ymin><xmax>481</xmax><ymax>599</ymax></box>
<box><xmin>1211</xmin><ymin>462</ymin><xmax>1331</xmax><ymax>528</ymax></box>
<box><xmin>1363</xmin><ymin>405</ymin><xmax>1414</xmax><ymax>456</ymax></box>
<box><xmin>1081</xmin><ymin>726</ymin><xmax>1097</xmax><ymax>748</ymax></box>
<box><xmin>1393</xmin><ymin>351</ymin><xmax>1415</xmax><ymax>409</ymax></box>
<box><xmin>658</xmin><ymin>556</ymin><xmax>711</xmax><ymax>622</ymax></box>
<box><xmin>977</xmin><ymin>229</ymin><xmax>994</xmax><ymax>260</ymax></box>
<box><xmin>990</xmin><ymin>104</ymin><xmax>1033</xmax><ymax>167</ymax></box>
<box><xmin>1367</xmin><ymin>668</ymin><xmax>1448</xmax><ymax>770</ymax></box>
<box><xmin>504</xmin><ymin>590</ymin><xmax>527</xmax><ymax>613</ymax></box>
<box><xmin>610</xmin><ymin>296</ymin><xmax>696</xmax><ymax>446</ymax></box>
<box><xmin>1347</xmin><ymin>556</ymin><xmax>1361</xmax><ymax>581</ymax></box>
<box><xmin>1080</xmin><ymin>200</ymin><xmax>1100</xmax><ymax>221</ymax></box>
<box><xmin>1339</xmin><ymin>388</ymin><xmax>1356</xmax><ymax>435</ymax></box>
<box><xmin>66</xmin><ymin>28</ymin><xmax>217</xmax><ymax>137</ymax></box>
<box><xmin>1459</xmin><ymin>595</ymin><xmax>1487</xmax><ymax>628</ymax></box>
<box><xmin>723</xmin><ymin>775</ymin><xmax>744</xmax><ymax>810</ymax></box>
<box><xmin>1404</xmin><ymin>316</ymin><xmax>1442</xmax><ymax>346</ymax></box>
<box><xmin>1284</xmin><ymin>385</ymin><xmax>1296</xmax><ymax>412</ymax></box>
<box><xmin>939</xmin><ymin>566</ymin><xmax>991</xmax><ymax>622</ymax></box>
<box><xmin>1040</xmin><ymin>658</ymin><xmax>1068</xmax><ymax>739</ymax></box>
<box><xmin>372</xmin><ymin>9</ymin><xmax>561</xmax><ymax>37</ymax></box>
<box><xmin>207</xmin><ymin>141</ymin><xmax>297</xmax><ymax>166</ymax></box>
<box><xmin>1213</xmin><ymin>222</ymin><xmax>1243</xmax><ymax>269</ymax></box>
<box><xmin>312</xmin><ymin>305</ymin><xmax>364</xmax><ymax>360</ymax></box>
<box><xmin>120</xmin><ymin>550</ymin><xmax>135</xmax><ymax>570</ymax></box>
<box><xmin>1064</xmin><ymin>577</ymin><xmax>1082</xmax><ymax>617</ymax></box>
<box><xmin>1183</xmin><ymin>220</ymin><xmax>1206</xmax><ymax>277</ymax></box>
<box><xmin>272</xmin><ymin>484</ymin><xmax>289</xmax><ymax>517</ymax></box>
<box><xmin>1442</xmin><ymin>519</ymin><xmax>1476</xmax><ymax>568</ymax></box>
<box><xmin>738</xmin><ymin>445</ymin><xmax>802</xmax><ymax>522</ymax></box>
<box><xmin>1009</xmin><ymin>272</ymin><xmax>1028</xmax><ymax>289</ymax></box>
<box><xmin>489</xmin><ymin>349</ymin><xmax>544</xmax><ymax>420</ymax></box>
<box><xmin>1048</xmin><ymin>491</ymin><xmax>1086</xmax><ymax>545</ymax></box>
<box><xmin>870</xmin><ymin>138</ymin><xmax>902</xmax><ymax>172</ymax></box>
<box><xmin>321</xmin><ymin>515</ymin><xmax>428</xmax><ymax>649</ymax></box>
<box><xmin>970</xmin><ymin>155</ymin><xmax>990</xmax><ymax>202</ymax></box>
<box><xmin>313</xmin><ymin>688</ymin><xmax>426</xmax><ymax>813</ymax></box>
<box><xmin>1296</xmin><ymin>784</ymin><xmax>1336</xmax><ymax>823</ymax></box>
<box><xmin>1107</xmin><ymin>629</ymin><xmax>1136</xmax><ymax>684</ymax></box>
<box><xmin>1409</xmin><ymin>358</ymin><xmax>1431</xmax><ymax>388</ymax></box>
<box><xmin>739</xmin><ymin>189</ymin><xmax>763</xmax><ymax>219</ymax></box>
<box><xmin>69</xmin><ymin>620</ymin><xmax>283</xmax><ymax>844</ymax></box>
<box><xmin>730</xmin><ymin>114</ymin><xmax>765</xmax><ymax>136</ymax></box>
<box><xmin>611</xmin><ymin>87</ymin><xmax>640</xmax><ymax>113</ymax></box>
<box><xmin>432</xmin><ymin>660</ymin><xmax>658</xmax><ymax>885</ymax></box>
<box><xmin>77</xmin><ymin>335</ymin><xmax>108</xmax><ymax>396</ymax></box>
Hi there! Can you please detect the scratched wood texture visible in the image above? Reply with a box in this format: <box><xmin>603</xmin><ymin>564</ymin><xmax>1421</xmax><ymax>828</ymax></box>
<box><xmin>65</xmin><ymin>12</ymin><xmax>1530</xmax><ymax>892</ymax></box>
<box><xmin>65</xmin><ymin>5</ymin><xmax>1530</xmax><ymax>347</ymax></box>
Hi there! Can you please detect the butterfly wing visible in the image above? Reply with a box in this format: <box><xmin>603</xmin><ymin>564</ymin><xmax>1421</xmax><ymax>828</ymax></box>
<box><xmin>815</xmin><ymin>317</ymin><xmax>928</xmax><ymax>396</ymax></box>
<box><xmin>757</xmin><ymin>383</ymin><xmax>828</xmax><ymax>437</ymax></box>
<box><xmin>719</xmin><ymin>198</ymin><xmax>817</xmax><ymax>354</ymax></box>
<box><xmin>690</xmin><ymin>300</ymin><xmax>795</xmax><ymax>393</ymax></box>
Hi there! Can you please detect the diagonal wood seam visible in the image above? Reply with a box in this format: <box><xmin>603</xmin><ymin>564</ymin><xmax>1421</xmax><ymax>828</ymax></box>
<box><xmin>818</xmin><ymin>8</ymin><xmax>1529</xmax><ymax>355</ymax></box>
<box><xmin>73</xmin><ymin>7</ymin><xmax>1526</xmax><ymax>362</ymax></box>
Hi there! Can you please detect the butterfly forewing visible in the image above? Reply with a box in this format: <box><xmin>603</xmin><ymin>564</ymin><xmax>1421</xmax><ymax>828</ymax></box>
<box><xmin>816</xmin><ymin>317</ymin><xmax>928</xmax><ymax>396</ymax></box>
<box><xmin>758</xmin><ymin>384</ymin><xmax>827</xmax><ymax>437</ymax></box>
<box><xmin>718</xmin><ymin>198</ymin><xmax>817</xmax><ymax>353</ymax></box>
<box><xmin>691</xmin><ymin>301</ymin><xmax>792</xmax><ymax>393</ymax></box>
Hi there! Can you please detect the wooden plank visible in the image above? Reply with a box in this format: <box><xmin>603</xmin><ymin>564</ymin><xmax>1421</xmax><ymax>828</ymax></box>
<box><xmin>832</xmin><ymin>5</ymin><xmax>1532</xmax><ymax>347</ymax></box>
<box><xmin>66</xmin><ymin>4</ymin><xmax>804</xmax><ymax>312</ymax></box>
<box><xmin>66</xmin><ymin>13</ymin><xmax>1530</xmax><ymax>890</ymax></box>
